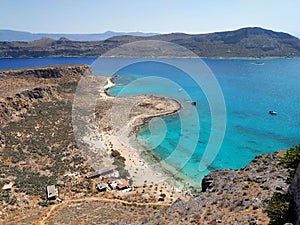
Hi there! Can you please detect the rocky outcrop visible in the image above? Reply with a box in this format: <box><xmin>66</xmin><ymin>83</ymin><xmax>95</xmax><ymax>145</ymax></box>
<box><xmin>0</xmin><ymin>64</ymin><xmax>91</xmax><ymax>126</ymax></box>
<box><xmin>288</xmin><ymin>163</ymin><xmax>300</xmax><ymax>225</ymax></box>
<box><xmin>0</xmin><ymin>86</ymin><xmax>59</xmax><ymax>126</ymax></box>
<box><xmin>201</xmin><ymin>152</ymin><xmax>288</xmax><ymax>195</ymax></box>
<box><xmin>151</xmin><ymin>151</ymin><xmax>289</xmax><ymax>224</ymax></box>
<box><xmin>0</xmin><ymin>64</ymin><xmax>90</xmax><ymax>79</ymax></box>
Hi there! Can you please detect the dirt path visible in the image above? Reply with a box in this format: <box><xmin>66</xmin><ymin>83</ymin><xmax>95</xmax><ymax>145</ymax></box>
<box><xmin>38</xmin><ymin>196</ymin><xmax>170</xmax><ymax>225</ymax></box>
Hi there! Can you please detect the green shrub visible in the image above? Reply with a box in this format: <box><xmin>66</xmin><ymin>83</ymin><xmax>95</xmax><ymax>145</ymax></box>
<box><xmin>38</xmin><ymin>200</ymin><xmax>50</xmax><ymax>207</ymax></box>
<box><xmin>266</xmin><ymin>144</ymin><xmax>300</xmax><ymax>224</ymax></box>
<box><xmin>160</xmin><ymin>193</ymin><xmax>166</xmax><ymax>198</ymax></box>
<box><xmin>118</xmin><ymin>167</ymin><xmax>130</xmax><ymax>178</ymax></box>
<box><xmin>111</xmin><ymin>150</ymin><xmax>129</xmax><ymax>178</ymax></box>
<box><xmin>72</xmin><ymin>154</ymin><xmax>84</xmax><ymax>165</ymax></box>
<box><xmin>8</xmin><ymin>196</ymin><xmax>17</xmax><ymax>205</ymax></box>
<box><xmin>38</xmin><ymin>200</ymin><xmax>55</xmax><ymax>207</ymax></box>
<box><xmin>280</xmin><ymin>144</ymin><xmax>300</xmax><ymax>183</ymax></box>
<box><xmin>265</xmin><ymin>192</ymin><xmax>293</xmax><ymax>225</ymax></box>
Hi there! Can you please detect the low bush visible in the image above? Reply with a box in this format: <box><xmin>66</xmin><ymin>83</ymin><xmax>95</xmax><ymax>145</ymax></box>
<box><xmin>280</xmin><ymin>144</ymin><xmax>300</xmax><ymax>183</ymax></box>
<box><xmin>266</xmin><ymin>144</ymin><xmax>300</xmax><ymax>224</ymax></box>
<box><xmin>111</xmin><ymin>149</ymin><xmax>129</xmax><ymax>178</ymax></box>
<box><xmin>265</xmin><ymin>192</ymin><xmax>293</xmax><ymax>225</ymax></box>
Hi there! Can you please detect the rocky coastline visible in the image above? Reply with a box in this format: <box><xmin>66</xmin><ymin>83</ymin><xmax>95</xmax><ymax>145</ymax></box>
<box><xmin>152</xmin><ymin>151</ymin><xmax>290</xmax><ymax>224</ymax></box>
<box><xmin>0</xmin><ymin>64</ymin><xmax>90</xmax><ymax>78</ymax></box>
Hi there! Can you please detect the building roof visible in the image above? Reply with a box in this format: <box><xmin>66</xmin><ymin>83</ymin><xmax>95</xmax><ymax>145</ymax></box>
<box><xmin>47</xmin><ymin>185</ymin><xmax>57</xmax><ymax>199</ymax></box>
<box><xmin>85</xmin><ymin>169</ymin><xmax>114</xmax><ymax>179</ymax></box>
<box><xmin>96</xmin><ymin>183</ymin><xmax>107</xmax><ymax>191</ymax></box>
<box><xmin>117</xmin><ymin>179</ymin><xmax>129</xmax><ymax>190</ymax></box>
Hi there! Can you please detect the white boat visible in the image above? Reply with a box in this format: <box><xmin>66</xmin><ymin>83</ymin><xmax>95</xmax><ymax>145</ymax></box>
<box><xmin>251</xmin><ymin>62</ymin><xmax>265</xmax><ymax>66</ymax></box>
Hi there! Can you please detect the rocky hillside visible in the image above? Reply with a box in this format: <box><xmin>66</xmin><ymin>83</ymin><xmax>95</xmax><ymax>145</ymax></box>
<box><xmin>0</xmin><ymin>64</ymin><xmax>90</xmax><ymax>126</ymax></box>
<box><xmin>289</xmin><ymin>165</ymin><xmax>300</xmax><ymax>225</ymax></box>
<box><xmin>149</xmin><ymin>151</ymin><xmax>289</xmax><ymax>224</ymax></box>
<box><xmin>0</xmin><ymin>64</ymin><xmax>90</xmax><ymax>78</ymax></box>
<box><xmin>0</xmin><ymin>27</ymin><xmax>300</xmax><ymax>58</ymax></box>
<box><xmin>0</xmin><ymin>65</ymin><xmax>97</xmax><ymax>222</ymax></box>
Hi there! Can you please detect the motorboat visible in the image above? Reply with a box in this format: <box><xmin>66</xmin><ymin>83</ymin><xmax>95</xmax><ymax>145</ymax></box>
<box><xmin>251</xmin><ymin>62</ymin><xmax>265</xmax><ymax>65</ymax></box>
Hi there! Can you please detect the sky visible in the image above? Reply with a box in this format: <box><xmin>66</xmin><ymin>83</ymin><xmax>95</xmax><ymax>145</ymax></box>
<box><xmin>1</xmin><ymin>0</ymin><xmax>300</xmax><ymax>37</ymax></box>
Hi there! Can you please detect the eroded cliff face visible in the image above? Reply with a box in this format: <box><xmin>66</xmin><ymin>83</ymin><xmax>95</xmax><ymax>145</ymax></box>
<box><xmin>0</xmin><ymin>64</ymin><xmax>90</xmax><ymax>79</ymax></box>
<box><xmin>0</xmin><ymin>86</ymin><xmax>59</xmax><ymax>126</ymax></box>
<box><xmin>0</xmin><ymin>64</ymin><xmax>91</xmax><ymax>126</ymax></box>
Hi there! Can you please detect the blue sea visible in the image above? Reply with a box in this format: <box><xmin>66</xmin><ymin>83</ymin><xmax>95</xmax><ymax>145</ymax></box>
<box><xmin>1</xmin><ymin>57</ymin><xmax>299</xmax><ymax>187</ymax></box>
<box><xmin>0</xmin><ymin>57</ymin><xmax>96</xmax><ymax>70</ymax></box>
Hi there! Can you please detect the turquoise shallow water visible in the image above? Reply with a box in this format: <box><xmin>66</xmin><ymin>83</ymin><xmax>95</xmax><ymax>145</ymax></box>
<box><xmin>106</xmin><ymin>58</ymin><xmax>300</xmax><ymax>184</ymax></box>
<box><xmin>1</xmin><ymin>57</ymin><xmax>299</xmax><ymax>185</ymax></box>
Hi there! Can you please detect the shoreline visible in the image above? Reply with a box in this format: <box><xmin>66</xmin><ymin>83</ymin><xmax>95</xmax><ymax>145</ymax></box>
<box><xmin>1</xmin><ymin>56</ymin><xmax>300</xmax><ymax>60</ymax></box>
<box><xmin>98</xmin><ymin>77</ymin><xmax>185</xmax><ymax>192</ymax></box>
<box><xmin>1</xmin><ymin>57</ymin><xmax>298</xmax><ymax>72</ymax></box>
<box><xmin>98</xmin><ymin>77</ymin><xmax>218</xmax><ymax>193</ymax></box>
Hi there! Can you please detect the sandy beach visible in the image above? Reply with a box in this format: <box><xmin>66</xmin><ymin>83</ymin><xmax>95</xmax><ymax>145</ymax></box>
<box><xmin>96</xmin><ymin>77</ymin><xmax>181</xmax><ymax>188</ymax></box>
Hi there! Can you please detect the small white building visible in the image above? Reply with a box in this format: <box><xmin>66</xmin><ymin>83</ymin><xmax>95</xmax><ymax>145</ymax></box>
<box><xmin>108</xmin><ymin>181</ymin><xmax>118</xmax><ymax>190</ymax></box>
<box><xmin>47</xmin><ymin>185</ymin><xmax>58</xmax><ymax>200</ymax></box>
<box><xmin>96</xmin><ymin>183</ymin><xmax>107</xmax><ymax>192</ymax></box>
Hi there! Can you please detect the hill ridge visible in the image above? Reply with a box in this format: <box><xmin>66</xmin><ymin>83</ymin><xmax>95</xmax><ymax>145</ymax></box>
<box><xmin>1</xmin><ymin>27</ymin><xmax>300</xmax><ymax>58</ymax></box>
<box><xmin>0</xmin><ymin>29</ymin><xmax>159</xmax><ymax>42</ymax></box>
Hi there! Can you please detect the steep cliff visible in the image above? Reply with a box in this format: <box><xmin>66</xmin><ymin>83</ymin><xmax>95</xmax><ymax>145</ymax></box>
<box><xmin>0</xmin><ymin>64</ymin><xmax>90</xmax><ymax>79</ymax></box>
<box><xmin>0</xmin><ymin>64</ymin><xmax>90</xmax><ymax>126</ymax></box>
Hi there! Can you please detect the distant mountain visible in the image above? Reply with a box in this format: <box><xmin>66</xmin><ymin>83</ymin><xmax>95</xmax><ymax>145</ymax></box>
<box><xmin>0</xmin><ymin>29</ymin><xmax>159</xmax><ymax>41</ymax></box>
<box><xmin>1</xmin><ymin>27</ymin><xmax>300</xmax><ymax>58</ymax></box>
<box><xmin>155</xmin><ymin>27</ymin><xmax>300</xmax><ymax>57</ymax></box>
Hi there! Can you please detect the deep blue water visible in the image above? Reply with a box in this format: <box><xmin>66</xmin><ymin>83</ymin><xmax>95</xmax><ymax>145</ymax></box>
<box><xmin>0</xmin><ymin>57</ymin><xmax>96</xmax><ymax>70</ymax></box>
<box><xmin>1</xmin><ymin>57</ymin><xmax>299</xmax><ymax>186</ymax></box>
